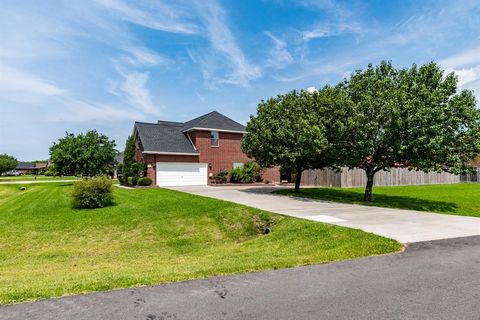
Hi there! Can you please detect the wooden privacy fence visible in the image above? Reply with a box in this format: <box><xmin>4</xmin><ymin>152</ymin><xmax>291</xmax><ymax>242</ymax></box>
<box><xmin>300</xmin><ymin>167</ymin><xmax>480</xmax><ymax>188</ymax></box>
<box><xmin>461</xmin><ymin>168</ymin><xmax>480</xmax><ymax>182</ymax></box>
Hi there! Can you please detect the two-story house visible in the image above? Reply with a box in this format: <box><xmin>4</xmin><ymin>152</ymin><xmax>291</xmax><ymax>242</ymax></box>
<box><xmin>133</xmin><ymin>111</ymin><xmax>279</xmax><ymax>186</ymax></box>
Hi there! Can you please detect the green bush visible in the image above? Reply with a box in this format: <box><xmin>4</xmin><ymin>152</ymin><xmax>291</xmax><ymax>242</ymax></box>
<box><xmin>137</xmin><ymin>177</ymin><xmax>152</xmax><ymax>186</ymax></box>
<box><xmin>44</xmin><ymin>166</ymin><xmax>57</xmax><ymax>176</ymax></box>
<box><xmin>212</xmin><ymin>169</ymin><xmax>229</xmax><ymax>183</ymax></box>
<box><xmin>71</xmin><ymin>176</ymin><xmax>113</xmax><ymax>209</ymax></box>
<box><xmin>230</xmin><ymin>162</ymin><xmax>261</xmax><ymax>183</ymax></box>
<box><xmin>127</xmin><ymin>176</ymin><xmax>138</xmax><ymax>185</ymax></box>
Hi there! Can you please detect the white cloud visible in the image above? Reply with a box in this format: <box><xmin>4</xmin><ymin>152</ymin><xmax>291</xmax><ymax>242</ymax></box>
<box><xmin>191</xmin><ymin>0</ymin><xmax>261</xmax><ymax>86</ymax></box>
<box><xmin>301</xmin><ymin>23</ymin><xmax>362</xmax><ymax>41</ymax></box>
<box><xmin>265</xmin><ymin>31</ymin><xmax>293</xmax><ymax>68</ymax></box>
<box><xmin>440</xmin><ymin>46</ymin><xmax>480</xmax><ymax>69</ymax></box>
<box><xmin>50</xmin><ymin>98</ymin><xmax>145</xmax><ymax>123</ymax></box>
<box><xmin>452</xmin><ymin>65</ymin><xmax>480</xmax><ymax>87</ymax></box>
<box><xmin>122</xmin><ymin>46</ymin><xmax>169</xmax><ymax>67</ymax></box>
<box><xmin>110</xmin><ymin>71</ymin><xmax>159</xmax><ymax>114</ymax></box>
<box><xmin>0</xmin><ymin>64</ymin><xmax>65</xmax><ymax>98</ymax></box>
<box><xmin>92</xmin><ymin>0</ymin><xmax>198</xmax><ymax>34</ymax></box>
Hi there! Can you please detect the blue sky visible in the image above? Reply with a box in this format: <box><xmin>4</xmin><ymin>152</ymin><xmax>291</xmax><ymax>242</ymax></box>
<box><xmin>1</xmin><ymin>0</ymin><xmax>480</xmax><ymax>160</ymax></box>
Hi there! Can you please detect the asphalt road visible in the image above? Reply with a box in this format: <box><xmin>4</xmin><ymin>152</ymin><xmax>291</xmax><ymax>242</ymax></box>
<box><xmin>2</xmin><ymin>236</ymin><xmax>480</xmax><ymax>320</ymax></box>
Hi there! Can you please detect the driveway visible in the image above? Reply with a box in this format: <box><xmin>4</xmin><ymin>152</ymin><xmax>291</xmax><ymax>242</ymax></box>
<box><xmin>167</xmin><ymin>185</ymin><xmax>480</xmax><ymax>243</ymax></box>
<box><xmin>2</xmin><ymin>236</ymin><xmax>480</xmax><ymax>320</ymax></box>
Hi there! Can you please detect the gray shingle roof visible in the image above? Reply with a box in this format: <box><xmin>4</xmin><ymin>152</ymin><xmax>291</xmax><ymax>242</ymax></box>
<box><xmin>183</xmin><ymin>111</ymin><xmax>246</xmax><ymax>132</ymax></box>
<box><xmin>135</xmin><ymin>122</ymin><xmax>198</xmax><ymax>154</ymax></box>
<box><xmin>16</xmin><ymin>162</ymin><xmax>35</xmax><ymax>170</ymax></box>
<box><xmin>134</xmin><ymin>111</ymin><xmax>245</xmax><ymax>154</ymax></box>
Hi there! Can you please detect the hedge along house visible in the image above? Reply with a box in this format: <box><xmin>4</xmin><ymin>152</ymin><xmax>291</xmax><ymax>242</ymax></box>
<box><xmin>133</xmin><ymin>111</ymin><xmax>280</xmax><ymax>186</ymax></box>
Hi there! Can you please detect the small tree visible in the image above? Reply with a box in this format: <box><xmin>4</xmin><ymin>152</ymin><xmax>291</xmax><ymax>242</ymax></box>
<box><xmin>341</xmin><ymin>61</ymin><xmax>480</xmax><ymax>201</ymax></box>
<box><xmin>242</xmin><ymin>90</ymin><xmax>328</xmax><ymax>192</ymax></box>
<box><xmin>0</xmin><ymin>154</ymin><xmax>18</xmax><ymax>175</ymax></box>
<box><xmin>123</xmin><ymin>135</ymin><xmax>135</xmax><ymax>166</ymax></box>
<box><xmin>50</xmin><ymin>130</ymin><xmax>117</xmax><ymax>177</ymax></box>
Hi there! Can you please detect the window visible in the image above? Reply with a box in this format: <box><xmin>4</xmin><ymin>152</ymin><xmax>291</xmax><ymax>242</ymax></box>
<box><xmin>211</xmin><ymin>130</ymin><xmax>219</xmax><ymax>147</ymax></box>
<box><xmin>233</xmin><ymin>162</ymin><xmax>244</xmax><ymax>169</ymax></box>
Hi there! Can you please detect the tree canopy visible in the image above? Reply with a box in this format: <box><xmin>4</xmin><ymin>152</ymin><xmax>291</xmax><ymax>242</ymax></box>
<box><xmin>0</xmin><ymin>154</ymin><xmax>18</xmax><ymax>175</ymax></box>
<box><xmin>50</xmin><ymin>130</ymin><xmax>117</xmax><ymax>177</ymax></box>
<box><xmin>242</xmin><ymin>88</ymin><xmax>347</xmax><ymax>192</ymax></box>
<box><xmin>340</xmin><ymin>61</ymin><xmax>480</xmax><ymax>200</ymax></box>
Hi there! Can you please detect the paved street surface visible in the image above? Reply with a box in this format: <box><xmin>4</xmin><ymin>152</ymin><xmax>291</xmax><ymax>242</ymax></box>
<box><xmin>2</xmin><ymin>236</ymin><xmax>480</xmax><ymax>320</ymax></box>
<box><xmin>168</xmin><ymin>185</ymin><xmax>480</xmax><ymax>243</ymax></box>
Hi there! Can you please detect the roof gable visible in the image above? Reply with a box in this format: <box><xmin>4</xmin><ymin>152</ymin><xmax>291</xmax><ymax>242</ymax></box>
<box><xmin>182</xmin><ymin>111</ymin><xmax>246</xmax><ymax>133</ymax></box>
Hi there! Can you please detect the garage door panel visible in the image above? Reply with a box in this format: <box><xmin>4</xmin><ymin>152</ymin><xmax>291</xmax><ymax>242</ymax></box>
<box><xmin>156</xmin><ymin>162</ymin><xmax>207</xmax><ymax>187</ymax></box>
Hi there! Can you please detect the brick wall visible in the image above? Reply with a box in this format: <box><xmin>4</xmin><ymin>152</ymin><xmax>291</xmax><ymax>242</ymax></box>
<box><xmin>261</xmin><ymin>166</ymin><xmax>280</xmax><ymax>183</ymax></box>
<box><xmin>191</xmin><ymin>130</ymin><xmax>280</xmax><ymax>183</ymax></box>
<box><xmin>190</xmin><ymin>131</ymin><xmax>250</xmax><ymax>175</ymax></box>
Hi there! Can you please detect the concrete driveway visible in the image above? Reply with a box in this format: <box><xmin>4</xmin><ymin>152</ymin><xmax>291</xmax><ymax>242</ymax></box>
<box><xmin>167</xmin><ymin>185</ymin><xmax>480</xmax><ymax>243</ymax></box>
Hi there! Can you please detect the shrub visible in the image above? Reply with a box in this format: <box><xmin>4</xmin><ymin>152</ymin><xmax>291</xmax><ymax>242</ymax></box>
<box><xmin>127</xmin><ymin>176</ymin><xmax>138</xmax><ymax>185</ymax></box>
<box><xmin>71</xmin><ymin>176</ymin><xmax>113</xmax><ymax>209</ymax></box>
<box><xmin>212</xmin><ymin>169</ymin><xmax>229</xmax><ymax>184</ymax></box>
<box><xmin>137</xmin><ymin>177</ymin><xmax>152</xmax><ymax>186</ymax></box>
<box><xmin>118</xmin><ymin>175</ymin><xmax>126</xmax><ymax>184</ymax></box>
<box><xmin>44</xmin><ymin>166</ymin><xmax>57</xmax><ymax>176</ymax></box>
<box><xmin>230</xmin><ymin>162</ymin><xmax>261</xmax><ymax>183</ymax></box>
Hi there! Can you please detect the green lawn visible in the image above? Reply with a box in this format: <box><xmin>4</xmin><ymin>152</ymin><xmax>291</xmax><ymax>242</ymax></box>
<box><xmin>0</xmin><ymin>175</ymin><xmax>79</xmax><ymax>182</ymax></box>
<box><xmin>275</xmin><ymin>183</ymin><xmax>480</xmax><ymax>217</ymax></box>
<box><xmin>0</xmin><ymin>183</ymin><xmax>401</xmax><ymax>304</ymax></box>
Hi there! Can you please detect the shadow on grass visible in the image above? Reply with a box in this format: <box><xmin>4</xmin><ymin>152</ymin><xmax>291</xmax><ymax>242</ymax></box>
<box><xmin>274</xmin><ymin>188</ymin><xmax>458</xmax><ymax>214</ymax></box>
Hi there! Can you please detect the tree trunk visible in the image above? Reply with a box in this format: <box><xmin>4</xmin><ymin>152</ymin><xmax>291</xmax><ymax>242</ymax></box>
<box><xmin>294</xmin><ymin>168</ymin><xmax>302</xmax><ymax>193</ymax></box>
<box><xmin>363</xmin><ymin>172</ymin><xmax>374</xmax><ymax>202</ymax></box>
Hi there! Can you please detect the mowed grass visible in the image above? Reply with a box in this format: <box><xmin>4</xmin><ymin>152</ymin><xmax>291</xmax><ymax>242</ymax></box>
<box><xmin>0</xmin><ymin>175</ymin><xmax>78</xmax><ymax>182</ymax></box>
<box><xmin>0</xmin><ymin>183</ymin><xmax>401</xmax><ymax>304</ymax></box>
<box><xmin>275</xmin><ymin>183</ymin><xmax>480</xmax><ymax>217</ymax></box>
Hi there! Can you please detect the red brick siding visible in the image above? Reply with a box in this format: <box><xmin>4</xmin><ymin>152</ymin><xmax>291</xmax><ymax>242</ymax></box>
<box><xmin>191</xmin><ymin>130</ymin><xmax>280</xmax><ymax>183</ymax></box>
<box><xmin>190</xmin><ymin>131</ymin><xmax>250</xmax><ymax>174</ymax></box>
<box><xmin>261</xmin><ymin>166</ymin><xmax>280</xmax><ymax>183</ymax></box>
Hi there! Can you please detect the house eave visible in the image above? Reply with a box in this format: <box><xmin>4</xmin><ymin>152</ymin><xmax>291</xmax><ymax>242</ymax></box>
<box><xmin>142</xmin><ymin>151</ymin><xmax>200</xmax><ymax>156</ymax></box>
<box><xmin>182</xmin><ymin>127</ymin><xmax>247</xmax><ymax>134</ymax></box>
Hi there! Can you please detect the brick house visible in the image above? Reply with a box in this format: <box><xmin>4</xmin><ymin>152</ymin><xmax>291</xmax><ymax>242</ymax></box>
<box><xmin>132</xmin><ymin>111</ymin><xmax>279</xmax><ymax>186</ymax></box>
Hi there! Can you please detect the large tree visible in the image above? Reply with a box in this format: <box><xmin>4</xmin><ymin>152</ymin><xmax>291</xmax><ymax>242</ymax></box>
<box><xmin>0</xmin><ymin>154</ymin><xmax>18</xmax><ymax>175</ymax></box>
<box><xmin>340</xmin><ymin>61</ymin><xmax>480</xmax><ymax>201</ymax></box>
<box><xmin>242</xmin><ymin>89</ymin><xmax>346</xmax><ymax>192</ymax></box>
<box><xmin>50</xmin><ymin>130</ymin><xmax>117</xmax><ymax>177</ymax></box>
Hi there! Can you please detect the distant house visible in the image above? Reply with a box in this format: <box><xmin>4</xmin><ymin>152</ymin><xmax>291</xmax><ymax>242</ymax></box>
<box><xmin>16</xmin><ymin>162</ymin><xmax>48</xmax><ymax>175</ymax></box>
<box><xmin>114</xmin><ymin>152</ymin><xmax>124</xmax><ymax>178</ymax></box>
<box><xmin>132</xmin><ymin>111</ymin><xmax>279</xmax><ymax>186</ymax></box>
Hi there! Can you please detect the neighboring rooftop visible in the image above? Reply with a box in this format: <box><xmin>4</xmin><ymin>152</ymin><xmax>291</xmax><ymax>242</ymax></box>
<box><xmin>16</xmin><ymin>162</ymin><xmax>36</xmax><ymax>170</ymax></box>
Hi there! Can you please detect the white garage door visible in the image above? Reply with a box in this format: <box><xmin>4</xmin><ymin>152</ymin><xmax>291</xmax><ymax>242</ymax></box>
<box><xmin>156</xmin><ymin>162</ymin><xmax>208</xmax><ymax>187</ymax></box>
